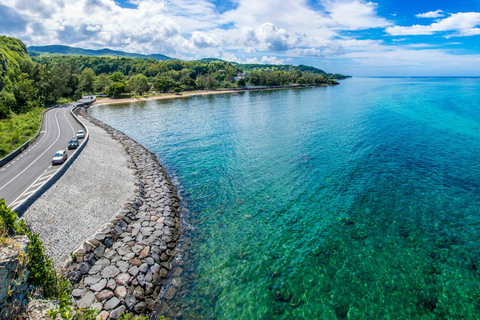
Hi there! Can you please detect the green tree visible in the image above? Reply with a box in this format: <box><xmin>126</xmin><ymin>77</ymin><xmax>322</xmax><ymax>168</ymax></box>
<box><xmin>130</xmin><ymin>74</ymin><xmax>150</xmax><ymax>96</ymax></box>
<box><xmin>154</xmin><ymin>77</ymin><xmax>176</xmax><ymax>92</ymax></box>
<box><xmin>297</xmin><ymin>77</ymin><xmax>307</xmax><ymax>85</ymax></box>
<box><xmin>237</xmin><ymin>78</ymin><xmax>246</xmax><ymax>87</ymax></box>
<box><xmin>49</xmin><ymin>61</ymin><xmax>73</xmax><ymax>102</ymax></box>
<box><xmin>107</xmin><ymin>82</ymin><xmax>126</xmax><ymax>97</ymax></box>
<box><xmin>0</xmin><ymin>89</ymin><xmax>16</xmax><ymax>118</ymax></box>
<box><xmin>94</xmin><ymin>73</ymin><xmax>110</xmax><ymax>92</ymax></box>
<box><xmin>78</xmin><ymin>68</ymin><xmax>96</xmax><ymax>94</ymax></box>
<box><xmin>110</xmin><ymin>71</ymin><xmax>126</xmax><ymax>82</ymax></box>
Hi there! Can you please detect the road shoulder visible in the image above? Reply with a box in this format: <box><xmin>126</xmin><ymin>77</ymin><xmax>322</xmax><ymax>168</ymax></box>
<box><xmin>21</xmin><ymin>114</ymin><xmax>136</xmax><ymax>267</ymax></box>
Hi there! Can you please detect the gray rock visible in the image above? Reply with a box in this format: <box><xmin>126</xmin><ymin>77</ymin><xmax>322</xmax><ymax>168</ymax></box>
<box><xmin>109</xmin><ymin>305</ymin><xmax>126</xmax><ymax>320</ymax></box>
<box><xmin>117</xmin><ymin>246</ymin><xmax>132</xmax><ymax>256</ymax></box>
<box><xmin>110</xmin><ymin>254</ymin><xmax>122</xmax><ymax>263</ymax></box>
<box><xmin>134</xmin><ymin>302</ymin><xmax>147</xmax><ymax>314</ymax></box>
<box><xmin>90</xmin><ymin>279</ymin><xmax>107</xmax><ymax>292</ymax></box>
<box><xmin>104</xmin><ymin>296</ymin><xmax>120</xmax><ymax>310</ymax></box>
<box><xmin>150</xmin><ymin>263</ymin><xmax>160</xmax><ymax>274</ymax></box>
<box><xmin>94</xmin><ymin>243</ymin><xmax>106</xmax><ymax>258</ymax></box>
<box><xmin>77</xmin><ymin>291</ymin><xmax>95</xmax><ymax>308</ymax></box>
<box><xmin>88</xmin><ymin>264</ymin><xmax>103</xmax><ymax>275</ymax></box>
<box><xmin>84</xmin><ymin>275</ymin><xmax>101</xmax><ymax>286</ymax></box>
<box><xmin>122</xmin><ymin>252</ymin><xmax>136</xmax><ymax>260</ymax></box>
<box><xmin>101</xmin><ymin>266</ymin><xmax>120</xmax><ymax>278</ymax></box>
<box><xmin>140</xmin><ymin>227</ymin><xmax>154</xmax><ymax>236</ymax></box>
<box><xmin>137</xmin><ymin>274</ymin><xmax>146</xmax><ymax>286</ymax></box>
<box><xmin>107</xmin><ymin>278</ymin><xmax>116</xmax><ymax>290</ymax></box>
<box><xmin>132</xmin><ymin>244</ymin><xmax>144</xmax><ymax>254</ymax></box>
<box><xmin>96</xmin><ymin>258</ymin><xmax>111</xmax><ymax>267</ymax></box>
<box><xmin>79</xmin><ymin>262</ymin><xmax>90</xmax><ymax>274</ymax></box>
<box><xmin>131</xmin><ymin>228</ymin><xmax>141</xmax><ymax>237</ymax></box>
<box><xmin>91</xmin><ymin>302</ymin><xmax>103</xmax><ymax>310</ymax></box>
<box><xmin>139</xmin><ymin>263</ymin><xmax>149</xmax><ymax>273</ymax></box>
<box><xmin>72</xmin><ymin>288</ymin><xmax>86</xmax><ymax>298</ymax></box>
<box><xmin>128</xmin><ymin>266</ymin><xmax>139</xmax><ymax>277</ymax></box>
<box><xmin>114</xmin><ymin>262</ymin><xmax>128</xmax><ymax>274</ymax></box>
<box><xmin>95</xmin><ymin>233</ymin><xmax>106</xmax><ymax>241</ymax></box>
<box><xmin>115</xmin><ymin>273</ymin><xmax>130</xmax><ymax>286</ymax></box>
<box><xmin>145</xmin><ymin>282</ymin><xmax>154</xmax><ymax>295</ymax></box>
<box><xmin>146</xmin><ymin>257</ymin><xmax>154</xmax><ymax>266</ymax></box>
<box><xmin>112</xmin><ymin>242</ymin><xmax>123</xmax><ymax>250</ymax></box>
<box><xmin>96</xmin><ymin>289</ymin><xmax>114</xmax><ymax>301</ymax></box>
<box><xmin>114</xmin><ymin>286</ymin><xmax>127</xmax><ymax>299</ymax></box>
<box><xmin>145</xmin><ymin>270</ymin><xmax>153</xmax><ymax>283</ymax></box>
<box><xmin>124</xmin><ymin>294</ymin><xmax>137</xmax><ymax>310</ymax></box>
<box><xmin>69</xmin><ymin>271</ymin><xmax>82</xmax><ymax>283</ymax></box>
<box><xmin>133</xmin><ymin>286</ymin><xmax>145</xmax><ymax>299</ymax></box>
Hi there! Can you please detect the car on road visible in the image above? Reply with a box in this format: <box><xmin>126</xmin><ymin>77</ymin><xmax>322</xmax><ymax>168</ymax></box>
<box><xmin>68</xmin><ymin>138</ymin><xmax>79</xmax><ymax>149</ymax></box>
<box><xmin>76</xmin><ymin>130</ymin><xmax>85</xmax><ymax>139</ymax></box>
<box><xmin>52</xmin><ymin>150</ymin><xmax>67</xmax><ymax>165</ymax></box>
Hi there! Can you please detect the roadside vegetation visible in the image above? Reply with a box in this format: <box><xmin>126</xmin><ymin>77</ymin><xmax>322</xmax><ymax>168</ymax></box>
<box><xmin>0</xmin><ymin>199</ymin><xmax>153</xmax><ymax>319</ymax></box>
<box><xmin>0</xmin><ymin>106</ymin><xmax>42</xmax><ymax>157</ymax></box>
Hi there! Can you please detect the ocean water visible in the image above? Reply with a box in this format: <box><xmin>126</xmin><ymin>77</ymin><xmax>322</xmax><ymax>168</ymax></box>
<box><xmin>89</xmin><ymin>77</ymin><xmax>480</xmax><ymax>319</ymax></box>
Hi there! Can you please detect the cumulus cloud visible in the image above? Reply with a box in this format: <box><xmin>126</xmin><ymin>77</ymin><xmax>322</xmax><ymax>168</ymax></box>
<box><xmin>245</xmin><ymin>56</ymin><xmax>286</xmax><ymax>65</ymax></box>
<box><xmin>416</xmin><ymin>10</ymin><xmax>445</xmax><ymax>19</ymax></box>
<box><xmin>386</xmin><ymin>12</ymin><xmax>480</xmax><ymax>37</ymax></box>
<box><xmin>190</xmin><ymin>31</ymin><xmax>219</xmax><ymax>49</ymax></box>
<box><xmin>323</xmin><ymin>0</ymin><xmax>391</xmax><ymax>30</ymax></box>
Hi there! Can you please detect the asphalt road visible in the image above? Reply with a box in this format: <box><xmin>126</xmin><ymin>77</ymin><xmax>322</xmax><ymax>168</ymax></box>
<box><xmin>0</xmin><ymin>102</ymin><xmax>88</xmax><ymax>209</ymax></box>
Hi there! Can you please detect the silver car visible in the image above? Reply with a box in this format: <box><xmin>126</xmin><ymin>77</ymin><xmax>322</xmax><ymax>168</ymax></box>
<box><xmin>76</xmin><ymin>130</ymin><xmax>85</xmax><ymax>139</ymax></box>
<box><xmin>52</xmin><ymin>150</ymin><xmax>67</xmax><ymax>165</ymax></box>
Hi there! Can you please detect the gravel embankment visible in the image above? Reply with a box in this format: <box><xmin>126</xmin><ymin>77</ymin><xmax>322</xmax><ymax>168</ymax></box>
<box><xmin>21</xmin><ymin>115</ymin><xmax>136</xmax><ymax>267</ymax></box>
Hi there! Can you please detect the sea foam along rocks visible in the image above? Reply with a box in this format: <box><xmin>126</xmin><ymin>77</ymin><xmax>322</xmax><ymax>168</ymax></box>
<box><xmin>65</xmin><ymin>107</ymin><xmax>182</xmax><ymax>318</ymax></box>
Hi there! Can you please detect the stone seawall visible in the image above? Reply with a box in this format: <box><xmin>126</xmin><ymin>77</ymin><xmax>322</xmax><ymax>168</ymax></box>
<box><xmin>66</xmin><ymin>107</ymin><xmax>181</xmax><ymax>319</ymax></box>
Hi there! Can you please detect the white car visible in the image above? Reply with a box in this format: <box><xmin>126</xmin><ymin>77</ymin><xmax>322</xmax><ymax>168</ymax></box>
<box><xmin>76</xmin><ymin>130</ymin><xmax>85</xmax><ymax>139</ymax></box>
<box><xmin>52</xmin><ymin>150</ymin><xmax>67</xmax><ymax>165</ymax></box>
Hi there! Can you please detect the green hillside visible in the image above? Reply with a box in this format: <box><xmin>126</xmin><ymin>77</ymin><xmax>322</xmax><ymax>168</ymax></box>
<box><xmin>27</xmin><ymin>45</ymin><xmax>172</xmax><ymax>61</ymax></box>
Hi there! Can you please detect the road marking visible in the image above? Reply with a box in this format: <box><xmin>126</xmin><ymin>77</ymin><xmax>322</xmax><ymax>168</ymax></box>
<box><xmin>8</xmin><ymin>170</ymin><xmax>57</xmax><ymax>207</ymax></box>
<box><xmin>0</xmin><ymin>109</ymin><xmax>62</xmax><ymax>192</ymax></box>
<box><xmin>63</xmin><ymin>107</ymin><xmax>76</xmax><ymax>137</ymax></box>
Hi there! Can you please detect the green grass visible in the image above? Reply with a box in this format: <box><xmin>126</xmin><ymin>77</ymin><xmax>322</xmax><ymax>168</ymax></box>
<box><xmin>0</xmin><ymin>107</ymin><xmax>44</xmax><ymax>158</ymax></box>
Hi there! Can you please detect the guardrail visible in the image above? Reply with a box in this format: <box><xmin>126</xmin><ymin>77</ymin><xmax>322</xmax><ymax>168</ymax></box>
<box><xmin>14</xmin><ymin>98</ymin><xmax>95</xmax><ymax>215</ymax></box>
<box><xmin>0</xmin><ymin>105</ymin><xmax>59</xmax><ymax>168</ymax></box>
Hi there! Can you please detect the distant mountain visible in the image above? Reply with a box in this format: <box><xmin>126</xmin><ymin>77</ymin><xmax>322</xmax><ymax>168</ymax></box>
<box><xmin>27</xmin><ymin>45</ymin><xmax>172</xmax><ymax>61</ymax></box>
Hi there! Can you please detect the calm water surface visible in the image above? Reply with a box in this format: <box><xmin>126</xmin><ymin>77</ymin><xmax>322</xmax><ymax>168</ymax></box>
<box><xmin>90</xmin><ymin>78</ymin><xmax>480</xmax><ymax>319</ymax></box>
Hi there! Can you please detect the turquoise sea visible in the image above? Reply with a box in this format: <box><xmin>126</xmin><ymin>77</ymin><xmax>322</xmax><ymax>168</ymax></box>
<box><xmin>90</xmin><ymin>77</ymin><xmax>480</xmax><ymax>319</ymax></box>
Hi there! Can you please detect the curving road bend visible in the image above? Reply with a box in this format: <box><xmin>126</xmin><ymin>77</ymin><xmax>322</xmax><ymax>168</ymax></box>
<box><xmin>0</xmin><ymin>103</ymin><xmax>85</xmax><ymax>209</ymax></box>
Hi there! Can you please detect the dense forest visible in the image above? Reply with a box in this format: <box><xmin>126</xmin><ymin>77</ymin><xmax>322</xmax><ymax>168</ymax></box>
<box><xmin>1</xmin><ymin>35</ymin><xmax>348</xmax><ymax>120</ymax></box>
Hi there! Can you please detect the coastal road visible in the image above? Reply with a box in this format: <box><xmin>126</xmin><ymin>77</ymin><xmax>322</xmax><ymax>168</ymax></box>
<box><xmin>0</xmin><ymin>102</ymin><xmax>88</xmax><ymax>209</ymax></box>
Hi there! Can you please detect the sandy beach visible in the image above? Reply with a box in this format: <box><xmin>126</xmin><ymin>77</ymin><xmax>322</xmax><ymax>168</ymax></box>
<box><xmin>92</xmin><ymin>90</ymin><xmax>239</xmax><ymax>106</ymax></box>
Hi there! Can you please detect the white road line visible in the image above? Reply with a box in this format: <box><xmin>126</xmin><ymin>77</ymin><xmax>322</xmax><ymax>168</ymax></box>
<box><xmin>0</xmin><ymin>109</ymin><xmax>62</xmax><ymax>192</ymax></box>
<box><xmin>37</xmin><ymin>173</ymin><xmax>56</xmax><ymax>181</ymax></box>
<box><xmin>63</xmin><ymin>107</ymin><xmax>76</xmax><ymax>137</ymax></box>
<box><xmin>8</xmin><ymin>170</ymin><xmax>55</xmax><ymax>207</ymax></box>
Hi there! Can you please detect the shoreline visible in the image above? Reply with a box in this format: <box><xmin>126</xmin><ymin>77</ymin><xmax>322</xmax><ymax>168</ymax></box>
<box><xmin>92</xmin><ymin>84</ymin><xmax>330</xmax><ymax>106</ymax></box>
<box><xmin>64</xmin><ymin>107</ymin><xmax>182</xmax><ymax>318</ymax></box>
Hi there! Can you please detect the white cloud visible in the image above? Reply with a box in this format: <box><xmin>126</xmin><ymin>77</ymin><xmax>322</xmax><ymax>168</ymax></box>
<box><xmin>191</xmin><ymin>31</ymin><xmax>219</xmax><ymax>49</ymax></box>
<box><xmin>416</xmin><ymin>10</ymin><xmax>445</xmax><ymax>18</ymax></box>
<box><xmin>323</xmin><ymin>0</ymin><xmax>391</xmax><ymax>30</ymax></box>
<box><xmin>386</xmin><ymin>12</ymin><xmax>480</xmax><ymax>37</ymax></box>
<box><xmin>245</xmin><ymin>56</ymin><xmax>286</xmax><ymax>65</ymax></box>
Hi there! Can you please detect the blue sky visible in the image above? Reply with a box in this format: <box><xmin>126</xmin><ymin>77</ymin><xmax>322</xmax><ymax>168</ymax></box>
<box><xmin>1</xmin><ymin>0</ymin><xmax>480</xmax><ymax>76</ymax></box>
